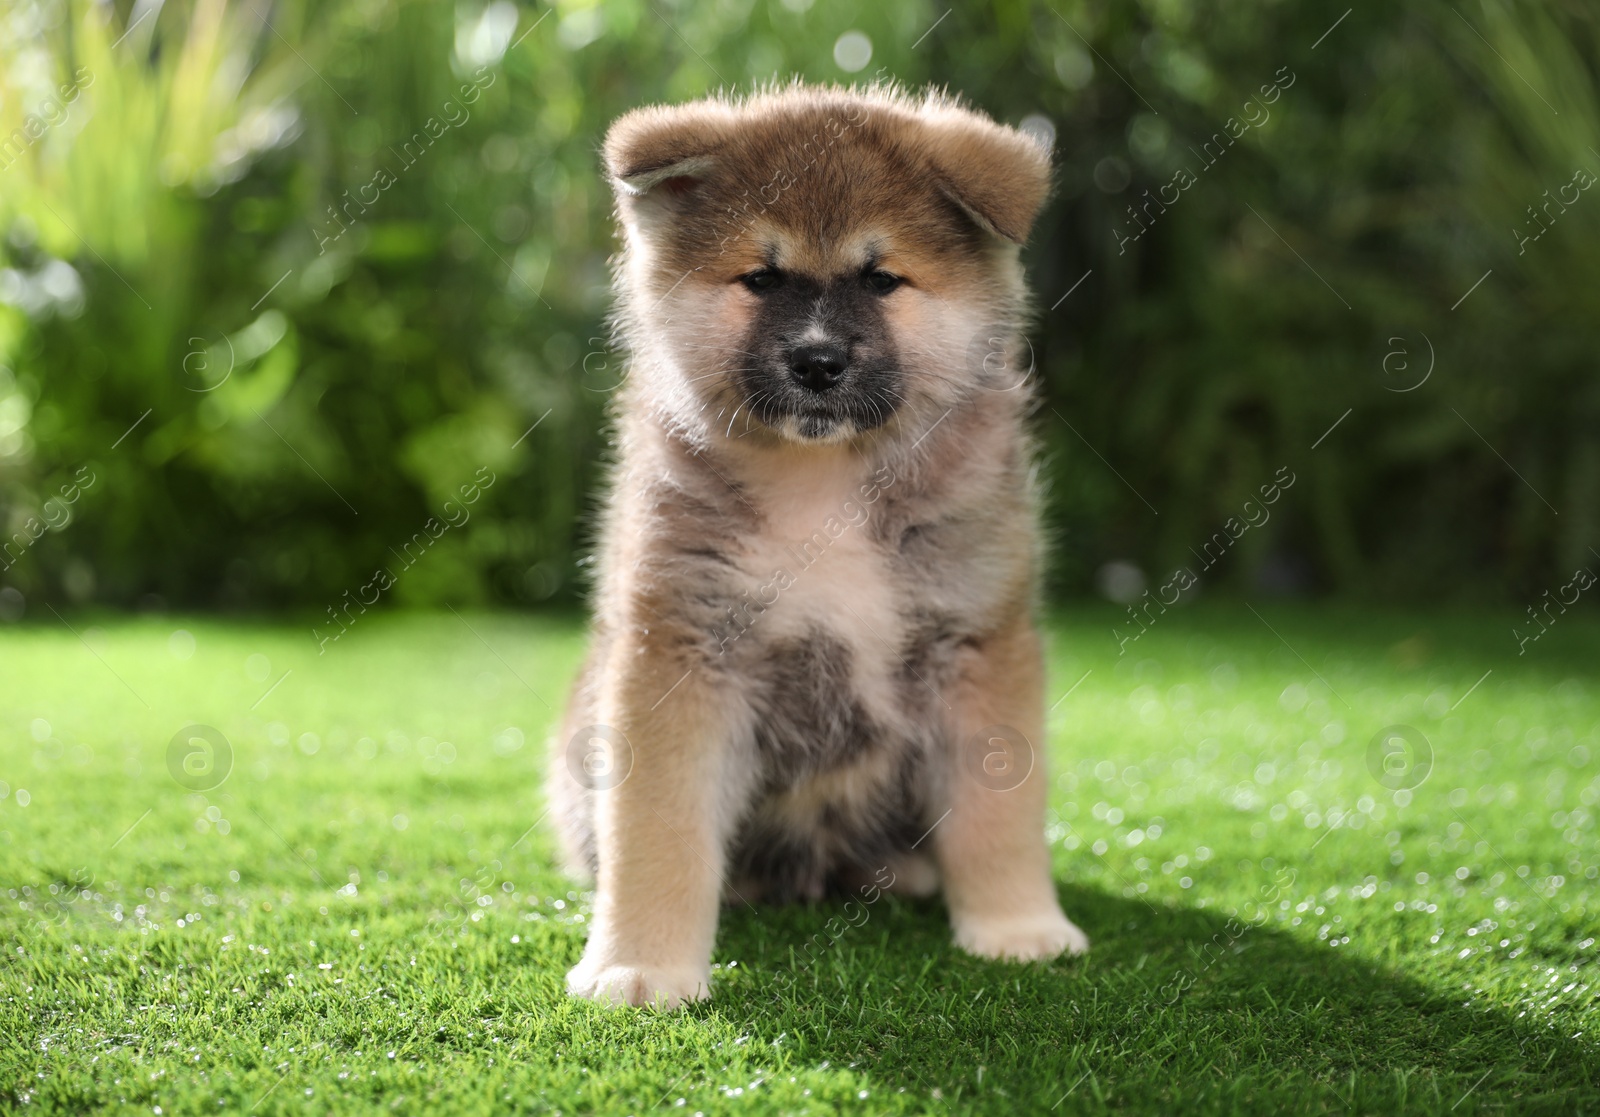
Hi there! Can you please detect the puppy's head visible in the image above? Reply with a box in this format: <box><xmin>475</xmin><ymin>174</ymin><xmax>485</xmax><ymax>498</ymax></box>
<box><xmin>603</xmin><ymin>84</ymin><xmax>1050</xmax><ymax>447</ymax></box>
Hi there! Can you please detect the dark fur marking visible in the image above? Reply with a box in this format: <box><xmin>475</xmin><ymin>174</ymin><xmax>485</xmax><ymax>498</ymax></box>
<box><xmin>729</xmin><ymin>747</ymin><xmax>927</xmax><ymax>905</ymax></box>
<box><xmin>898</xmin><ymin>523</ymin><xmax>929</xmax><ymax>552</ymax></box>
<box><xmin>735</xmin><ymin>272</ymin><xmax>902</xmax><ymax>437</ymax></box>
<box><xmin>749</xmin><ymin>632</ymin><xmax>876</xmax><ymax>782</ymax></box>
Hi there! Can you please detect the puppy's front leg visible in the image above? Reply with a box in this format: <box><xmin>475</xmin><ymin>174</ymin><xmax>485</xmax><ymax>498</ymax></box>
<box><xmin>935</xmin><ymin>615</ymin><xmax>1090</xmax><ymax>961</ymax></box>
<box><xmin>566</xmin><ymin>644</ymin><xmax>739</xmax><ymax>1009</ymax></box>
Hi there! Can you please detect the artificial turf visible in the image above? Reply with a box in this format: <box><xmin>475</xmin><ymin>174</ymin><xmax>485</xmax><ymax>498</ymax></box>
<box><xmin>1</xmin><ymin>605</ymin><xmax>1595</xmax><ymax>1115</ymax></box>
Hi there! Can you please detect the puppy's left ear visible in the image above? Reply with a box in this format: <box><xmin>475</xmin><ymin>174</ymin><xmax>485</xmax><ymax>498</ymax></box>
<box><xmin>921</xmin><ymin>109</ymin><xmax>1052</xmax><ymax>244</ymax></box>
<box><xmin>603</xmin><ymin>103</ymin><xmax>732</xmax><ymax>200</ymax></box>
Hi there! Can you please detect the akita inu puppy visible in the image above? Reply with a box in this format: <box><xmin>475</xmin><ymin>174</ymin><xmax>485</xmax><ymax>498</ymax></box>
<box><xmin>552</xmin><ymin>82</ymin><xmax>1088</xmax><ymax>1008</ymax></box>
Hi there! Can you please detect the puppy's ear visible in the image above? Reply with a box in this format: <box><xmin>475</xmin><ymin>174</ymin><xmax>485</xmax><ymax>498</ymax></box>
<box><xmin>920</xmin><ymin>108</ymin><xmax>1052</xmax><ymax>244</ymax></box>
<box><xmin>603</xmin><ymin>104</ymin><xmax>730</xmax><ymax>200</ymax></box>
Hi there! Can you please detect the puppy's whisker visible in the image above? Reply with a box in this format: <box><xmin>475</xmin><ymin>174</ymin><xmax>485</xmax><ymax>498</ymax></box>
<box><xmin>738</xmin><ymin>391</ymin><xmax>777</xmax><ymax>437</ymax></box>
<box><xmin>679</xmin><ymin>343</ymin><xmax>765</xmax><ymax>358</ymax></box>
<box><xmin>683</xmin><ymin>367</ymin><xmax>761</xmax><ymax>386</ymax></box>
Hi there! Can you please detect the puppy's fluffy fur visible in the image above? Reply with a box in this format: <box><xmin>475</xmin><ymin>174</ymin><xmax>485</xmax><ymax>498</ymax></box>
<box><xmin>552</xmin><ymin>82</ymin><xmax>1088</xmax><ymax>1008</ymax></box>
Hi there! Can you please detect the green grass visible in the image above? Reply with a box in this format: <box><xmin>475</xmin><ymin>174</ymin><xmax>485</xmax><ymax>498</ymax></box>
<box><xmin>1</xmin><ymin>606</ymin><xmax>1596</xmax><ymax>1115</ymax></box>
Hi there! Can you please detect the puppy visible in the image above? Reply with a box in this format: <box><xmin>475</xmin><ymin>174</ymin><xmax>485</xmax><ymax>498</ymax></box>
<box><xmin>552</xmin><ymin>82</ymin><xmax>1088</xmax><ymax>1009</ymax></box>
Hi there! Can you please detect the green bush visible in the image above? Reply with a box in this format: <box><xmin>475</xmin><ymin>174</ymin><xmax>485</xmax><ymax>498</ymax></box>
<box><xmin>0</xmin><ymin>0</ymin><xmax>1595</xmax><ymax>610</ymax></box>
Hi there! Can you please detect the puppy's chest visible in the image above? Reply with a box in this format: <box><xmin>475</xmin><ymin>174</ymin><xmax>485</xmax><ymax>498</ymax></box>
<box><xmin>717</xmin><ymin>493</ymin><xmax>921</xmax><ymax>773</ymax></box>
<box><xmin>735</xmin><ymin>491</ymin><xmax>903</xmax><ymax>665</ymax></box>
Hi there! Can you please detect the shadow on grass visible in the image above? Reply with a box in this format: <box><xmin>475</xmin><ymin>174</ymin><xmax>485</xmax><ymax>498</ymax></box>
<box><xmin>701</xmin><ymin>883</ymin><xmax>1597</xmax><ymax>1116</ymax></box>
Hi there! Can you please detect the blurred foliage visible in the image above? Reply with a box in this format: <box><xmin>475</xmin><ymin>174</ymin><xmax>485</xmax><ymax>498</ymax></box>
<box><xmin>0</xmin><ymin>0</ymin><xmax>1596</xmax><ymax>612</ymax></box>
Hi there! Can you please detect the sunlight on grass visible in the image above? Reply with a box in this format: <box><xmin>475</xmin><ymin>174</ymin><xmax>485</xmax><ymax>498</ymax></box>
<box><xmin>1</xmin><ymin>608</ymin><xmax>1595</xmax><ymax>1114</ymax></box>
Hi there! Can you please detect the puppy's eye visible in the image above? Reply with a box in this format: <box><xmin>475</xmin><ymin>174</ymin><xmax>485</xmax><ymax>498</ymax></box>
<box><xmin>740</xmin><ymin>269</ymin><xmax>783</xmax><ymax>293</ymax></box>
<box><xmin>864</xmin><ymin>270</ymin><xmax>901</xmax><ymax>294</ymax></box>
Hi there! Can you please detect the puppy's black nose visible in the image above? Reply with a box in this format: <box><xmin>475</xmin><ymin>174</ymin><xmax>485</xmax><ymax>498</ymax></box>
<box><xmin>788</xmin><ymin>344</ymin><xmax>848</xmax><ymax>392</ymax></box>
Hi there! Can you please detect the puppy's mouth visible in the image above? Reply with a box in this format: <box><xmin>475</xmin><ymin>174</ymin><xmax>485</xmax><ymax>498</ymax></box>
<box><xmin>743</xmin><ymin>378</ymin><xmax>900</xmax><ymax>443</ymax></box>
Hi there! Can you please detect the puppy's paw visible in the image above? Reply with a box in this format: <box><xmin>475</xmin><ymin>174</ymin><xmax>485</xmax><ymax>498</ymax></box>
<box><xmin>954</xmin><ymin>910</ymin><xmax>1090</xmax><ymax>962</ymax></box>
<box><xmin>566</xmin><ymin>961</ymin><xmax>709</xmax><ymax>1009</ymax></box>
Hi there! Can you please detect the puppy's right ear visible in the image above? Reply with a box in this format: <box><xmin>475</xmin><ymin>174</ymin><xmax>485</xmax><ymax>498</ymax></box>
<box><xmin>603</xmin><ymin>104</ymin><xmax>730</xmax><ymax>202</ymax></box>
